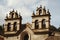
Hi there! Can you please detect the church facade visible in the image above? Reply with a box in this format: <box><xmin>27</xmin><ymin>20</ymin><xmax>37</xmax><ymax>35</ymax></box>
<box><xmin>1</xmin><ymin>5</ymin><xmax>59</xmax><ymax>40</ymax></box>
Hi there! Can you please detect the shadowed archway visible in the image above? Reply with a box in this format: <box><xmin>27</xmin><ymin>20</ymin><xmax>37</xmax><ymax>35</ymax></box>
<box><xmin>24</xmin><ymin>34</ymin><xmax>29</xmax><ymax>40</ymax></box>
<box><xmin>20</xmin><ymin>32</ymin><xmax>29</xmax><ymax>40</ymax></box>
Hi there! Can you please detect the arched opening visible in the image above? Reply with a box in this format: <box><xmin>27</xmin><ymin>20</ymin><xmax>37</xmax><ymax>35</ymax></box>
<box><xmin>35</xmin><ymin>20</ymin><xmax>39</xmax><ymax>29</ymax></box>
<box><xmin>11</xmin><ymin>13</ymin><xmax>14</xmax><ymax>18</ymax></box>
<box><xmin>13</xmin><ymin>22</ymin><xmax>17</xmax><ymax>31</ymax></box>
<box><xmin>24</xmin><ymin>34</ymin><xmax>29</xmax><ymax>40</ymax></box>
<box><xmin>15</xmin><ymin>13</ymin><xmax>18</xmax><ymax>18</ymax></box>
<box><xmin>20</xmin><ymin>32</ymin><xmax>29</xmax><ymax>40</ymax></box>
<box><xmin>7</xmin><ymin>23</ymin><xmax>11</xmax><ymax>31</ymax></box>
<box><xmin>42</xmin><ymin>19</ymin><xmax>46</xmax><ymax>29</ymax></box>
<box><xmin>39</xmin><ymin>9</ymin><xmax>42</xmax><ymax>15</ymax></box>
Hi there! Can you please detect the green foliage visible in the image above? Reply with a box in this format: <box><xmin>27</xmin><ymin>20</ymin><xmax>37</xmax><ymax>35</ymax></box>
<box><xmin>49</xmin><ymin>25</ymin><xmax>60</xmax><ymax>32</ymax></box>
<box><xmin>58</xmin><ymin>27</ymin><xmax>60</xmax><ymax>32</ymax></box>
<box><xmin>0</xmin><ymin>25</ymin><xmax>3</xmax><ymax>31</ymax></box>
<box><xmin>49</xmin><ymin>25</ymin><xmax>57</xmax><ymax>31</ymax></box>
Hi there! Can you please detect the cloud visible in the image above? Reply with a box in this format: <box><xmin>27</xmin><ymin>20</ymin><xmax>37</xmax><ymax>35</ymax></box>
<box><xmin>7</xmin><ymin>0</ymin><xmax>37</xmax><ymax>7</ymax></box>
<box><xmin>0</xmin><ymin>5</ymin><xmax>5</xmax><ymax>25</ymax></box>
<box><xmin>0</xmin><ymin>0</ymin><xmax>51</xmax><ymax>25</ymax></box>
<box><xmin>21</xmin><ymin>0</ymin><xmax>37</xmax><ymax>5</ymax></box>
<box><xmin>7</xmin><ymin>0</ymin><xmax>20</xmax><ymax>6</ymax></box>
<box><xmin>6</xmin><ymin>0</ymin><xmax>38</xmax><ymax>17</ymax></box>
<box><xmin>0</xmin><ymin>0</ymin><xmax>7</xmax><ymax>6</ymax></box>
<box><xmin>40</xmin><ymin>0</ymin><xmax>48</xmax><ymax>7</ymax></box>
<box><xmin>20</xmin><ymin>7</ymin><xmax>32</xmax><ymax>17</ymax></box>
<box><xmin>0</xmin><ymin>0</ymin><xmax>60</xmax><ymax>28</ymax></box>
<box><xmin>0</xmin><ymin>0</ymin><xmax>37</xmax><ymax>24</ymax></box>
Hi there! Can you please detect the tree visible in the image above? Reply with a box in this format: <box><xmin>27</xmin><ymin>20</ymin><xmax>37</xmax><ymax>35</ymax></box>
<box><xmin>58</xmin><ymin>27</ymin><xmax>60</xmax><ymax>32</ymax></box>
<box><xmin>49</xmin><ymin>25</ymin><xmax>57</xmax><ymax>32</ymax></box>
<box><xmin>0</xmin><ymin>25</ymin><xmax>3</xmax><ymax>32</ymax></box>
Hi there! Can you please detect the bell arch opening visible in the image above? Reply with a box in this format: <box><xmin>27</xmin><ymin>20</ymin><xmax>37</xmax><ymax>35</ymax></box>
<box><xmin>13</xmin><ymin>22</ymin><xmax>17</xmax><ymax>31</ymax></box>
<box><xmin>42</xmin><ymin>19</ymin><xmax>46</xmax><ymax>29</ymax></box>
<box><xmin>7</xmin><ymin>23</ymin><xmax>11</xmax><ymax>31</ymax></box>
<box><xmin>35</xmin><ymin>20</ymin><xmax>39</xmax><ymax>29</ymax></box>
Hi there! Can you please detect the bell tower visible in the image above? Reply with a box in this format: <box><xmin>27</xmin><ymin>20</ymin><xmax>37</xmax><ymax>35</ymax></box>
<box><xmin>4</xmin><ymin>9</ymin><xmax>22</xmax><ymax>34</ymax></box>
<box><xmin>31</xmin><ymin>5</ymin><xmax>51</xmax><ymax>33</ymax></box>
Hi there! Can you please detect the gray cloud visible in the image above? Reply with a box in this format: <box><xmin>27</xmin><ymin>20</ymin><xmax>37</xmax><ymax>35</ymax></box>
<box><xmin>0</xmin><ymin>0</ymin><xmax>7</xmax><ymax>6</ymax></box>
<box><xmin>0</xmin><ymin>0</ymin><xmax>60</xmax><ymax>28</ymax></box>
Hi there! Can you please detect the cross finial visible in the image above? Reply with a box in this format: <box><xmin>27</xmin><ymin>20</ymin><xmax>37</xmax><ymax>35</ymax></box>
<box><xmin>19</xmin><ymin>12</ymin><xmax>21</xmax><ymax>16</ymax></box>
<box><xmin>12</xmin><ymin>9</ymin><xmax>14</xmax><ymax>12</ymax></box>
<box><xmin>44</xmin><ymin>6</ymin><xmax>45</xmax><ymax>9</ymax></box>
<box><xmin>32</xmin><ymin>11</ymin><xmax>35</xmax><ymax>16</ymax></box>
<box><xmin>16</xmin><ymin>10</ymin><xmax>17</xmax><ymax>13</ymax></box>
<box><xmin>6</xmin><ymin>14</ymin><xmax>8</xmax><ymax>18</ymax></box>
<box><xmin>40</xmin><ymin>5</ymin><xmax>42</xmax><ymax>8</ymax></box>
<box><xmin>47</xmin><ymin>9</ymin><xmax>49</xmax><ymax>12</ymax></box>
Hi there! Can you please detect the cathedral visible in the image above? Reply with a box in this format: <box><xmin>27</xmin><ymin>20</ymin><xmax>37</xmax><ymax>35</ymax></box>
<box><xmin>0</xmin><ymin>5</ymin><xmax>60</xmax><ymax>40</ymax></box>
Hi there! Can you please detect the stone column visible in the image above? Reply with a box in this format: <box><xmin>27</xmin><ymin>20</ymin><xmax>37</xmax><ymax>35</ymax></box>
<box><xmin>11</xmin><ymin>24</ymin><xmax>13</xmax><ymax>31</ymax></box>
<box><xmin>39</xmin><ymin>21</ymin><xmax>42</xmax><ymax>29</ymax></box>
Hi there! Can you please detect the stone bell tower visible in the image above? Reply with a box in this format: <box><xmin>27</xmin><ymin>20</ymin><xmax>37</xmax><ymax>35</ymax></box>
<box><xmin>4</xmin><ymin>9</ymin><xmax>22</xmax><ymax>34</ymax></box>
<box><xmin>31</xmin><ymin>5</ymin><xmax>51</xmax><ymax>33</ymax></box>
